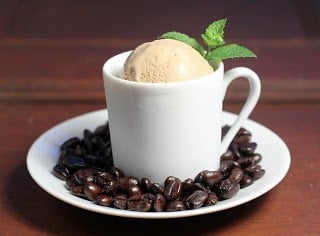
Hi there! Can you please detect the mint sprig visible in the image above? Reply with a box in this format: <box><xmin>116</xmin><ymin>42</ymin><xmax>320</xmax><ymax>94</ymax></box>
<box><xmin>159</xmin><ymin>18</ymin><xmax>257</xmax><ymax>62</ymax></box>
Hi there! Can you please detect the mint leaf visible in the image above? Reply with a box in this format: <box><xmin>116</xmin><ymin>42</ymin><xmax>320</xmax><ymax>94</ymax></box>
<box><xmin>201</xmin><ymin>18</ymin><xmax>227</xmax><ymax>48</ymax></box>
<box><xmin>159</xmin><ymin>31</ymin><xmax>205</xmax><ymax>56</ymax></box>
<box><xmin>206</xmin><ymin>44</ymin><xmax>257</xmax><ymax>60</ymax></box>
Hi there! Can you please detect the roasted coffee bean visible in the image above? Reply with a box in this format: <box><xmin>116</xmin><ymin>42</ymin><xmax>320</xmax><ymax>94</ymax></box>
<box><xmin>150</xmin><ymin>183</ymin><xmax>164</xmax><ymax>194</ymax></box>
<box><xmin>219</xmin><ymin>160</ymin><xmax>240</xmax><ymax>179</ymax></box>
<box><xmin>194</xmin><ymin>182</ymin><xmax>207</xmax><ymax>191</ymax></box>
<box><xmin>153</xmin><ymin>194</ymin><xmax>166</xmax><ymax>212</ymax></box>
<box><xmin>71</xmin><ymin>185</ymin><xmax>85</xmax><ymax>197</ymax></box>
<box><xmin>185</xmin><ymin>190</ymin><xmax>208</xmax><ymax>209</ymax></box>
<box><xmin>84</xmin><ymin>129</ymin><xmax>94</xmax><ymax>140</ymax></box>
<box><xmin>215</xmin><ymin>179</ymin><xmax>240</xmax><ymax>200</ymax></box>
<box><xmin>140</xmin><ymin>177</ymin><xmax>152</xmax><ymax>193</ymax></box>
<box><xmin>108</xmin><ymin>166</ymin><xmax>124</xmax><ymax>179</ymax></box>
<box><xmin>240</xmin><ymin>174</ymin><xmax>253</xmax><ymax>188</ymax></box>
<box><xmin>250</xmin><ymin>153</ymin><xmax>262</xmax><ymax>164</ymax></box>
<box><xmin>85</xmin><ymin>155</ymin><xmax>112</xmax><ymax>169</ymax></box>
<box><xmin>117</xmin><ymin>176</ymin><xmax>139</xmax><ymax>191</ymax></box>
<box><xmin>164</xmin><ymin>176</ymin><xmax>182</xmax><ymax>201</ymax></box>
<box><xmin>237</xmin><ymin>157</ymin><xmax>254</xmax><ymax>168</ymax></box>
<box><xmin>244</xmin><ymin>164</ymin><xmax>261</xmax><ymax>174</ymax></box>
<box><xmin>60</xmin><ymin>137</ymin><xmax>81</xmax><ymax>150</ymax></box>
<box><xmin>250</xmin><ymin>169</ymin><xmax>266</xmax><ymax>180</ymax></box>
<box><xmin>195</xmin><ymin>170</ymin><xmax>222</xmax><ymax>187</ymax></box>
<box><xmin>66</xmin><ymin>176</ymin><xmax>78</xmax><ymax>190</ymax></box>
<box><xmin>73</xmin><ymin>168</ymin><xmax>96</xmax><ymax>184</ymax></box>
<box><xmin>95</xmin><ymin>195</ymin><xmax>113</xmax><ymax>206</ymax></box>
<box><xmin>95</xmin><ymin>171</ymin><xmax>114</xmax><ymax>186</ymax></box>
<box><xmin>228</xmin><ymin>167</ymin><xmax>244</xmax><ymax>183</ymax></box>
<box><xmin>113</xmin><ymin>194</ymin><xmax>127</xmax><ymax>209</ymax></box>
<box><xmin>233</xmin><ymin>127</ymin><xmax>252</xmax><ymax>143</ymax></box>
<box><xmin>204</xmin><ymin>191</ymin><xmax>219</xmax><ymax>206</ymax></box>
<box><xmin>71</xmin><ymin>145</ymin><xmax>87</xmax><ymax>157</ymax></box>
<box><xmin>166</xmin><ymin>200</ymin><xmax>186</xmax><ymax>212</ymax></box>
<box><xmin>220</xmin><ymin>150</ymin><xmax>234</xmax><ymax>161</ymax></box>
<box><xmin>53</xmin><ymin>164</ymin><xmax>70</xmax><ymax>180</ymax></box>
<box><xmin>229</xmin><ymin>143</ymin><xmax>241</xmax><ymax>159</ymax></box>
<box><xmin>182</xmin><ymin>178</ymin><xmax>195</xmax><ymax>195</ymax></box>
<box><xmin>128</xmin><ymin>185</ymin><xmax>141</xmax><ymax>196</ymax></box>
<box><xmin>84</xmin><ymin>183</ymin><xmax>101</xmax><ymax>201</ymax></box>
<box><xmin>62</xmin><ymin>154</ymin><xmax>87</xmax><ymax>170</ymax></box>
<box><xmin>101</xmin><ymin>180</ymin><xmax>118</xmax><ymax>195</ymax></box>
<box><xmin>83</xmin><ymin>138</ymin><xmax>93</xmax><ymax>154</ymax></box>
<box><xmin>127</xmin><ymin>194</ymin><xmax>152</xmax><ymax>212</ymax></box>
<box><xmin>238</xmin><ymin>142</ymin><xmax>257</xmax><ymax>156</ymax></box>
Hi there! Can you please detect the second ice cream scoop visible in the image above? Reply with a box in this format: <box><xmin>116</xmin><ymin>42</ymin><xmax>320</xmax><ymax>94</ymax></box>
<box><xmin>122</xmin><ymin>39</ymin><xmax>214</xmax><ymax>83</ymax></box>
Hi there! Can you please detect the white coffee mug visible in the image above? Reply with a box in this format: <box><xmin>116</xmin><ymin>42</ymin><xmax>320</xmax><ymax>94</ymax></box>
<box><xmin>103</xmin><ymin>51</ymin><xmax>261</xmax><ymax>184</ymax></box>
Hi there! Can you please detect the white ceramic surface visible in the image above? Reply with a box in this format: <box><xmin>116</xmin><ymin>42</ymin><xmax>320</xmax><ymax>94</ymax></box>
<box><xmin>103</xmin><ymin>51</ymin><xmax>261</xmax><ymax>183</ymax></box>
<box><xmin>26</xmin><ymin>109</ymin><xmax>290</xmax><ymax>219</ymax></box>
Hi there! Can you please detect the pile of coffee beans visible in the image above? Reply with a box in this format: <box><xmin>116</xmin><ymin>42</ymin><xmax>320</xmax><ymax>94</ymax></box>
<box><xmin>53</xmin><ymin>123</ymin><xmax>265</xmax><ymax>212</ymax></box>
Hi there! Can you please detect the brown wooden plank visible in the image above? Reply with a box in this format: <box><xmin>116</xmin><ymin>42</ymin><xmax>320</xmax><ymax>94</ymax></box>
<box><xmin>1</xmin><ymin>0</ymin><xmax>305</xmax><ymax>39</ymax></box>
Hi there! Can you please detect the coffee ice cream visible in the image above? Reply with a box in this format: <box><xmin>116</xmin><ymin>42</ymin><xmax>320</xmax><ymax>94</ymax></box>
<box><xmin>122</xmin><ymin>39</ymin><xmax>213</xmax><ymax>83</ymax></box>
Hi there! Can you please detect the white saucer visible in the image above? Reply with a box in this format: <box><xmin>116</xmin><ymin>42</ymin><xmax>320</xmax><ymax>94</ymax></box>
<box><xmin>26</xmin><ymin>109</ymin><xmax>290</xmax><ymax>219</ymax></box>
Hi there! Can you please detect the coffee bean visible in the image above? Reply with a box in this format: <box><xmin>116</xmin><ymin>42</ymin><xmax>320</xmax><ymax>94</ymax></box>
<box><xmin>240</xmin><ymin>174</ymin><xmax>254</xmax><ymax>188</ymax></box>
<box><xmin>215</xmin><ymin>179</ymin><xmax>240</xmax><ymax>200</ymax></box>
<box><xmin>153</xmin><ymin>194</ymin><xmax>166</xmax><ymax>212</ymax></box>
<box><xmin>60</xmin><ymin>137</ymin><xmax>81</xmax><ymax>150</ymax></box>
<box><xmin>113</xmin><ymin>194</ymin><xmax>127</xmax><ymax>209</ymax></box>
<box><xmin>95</xmin><ymin>195</ymin><xmax>113</xmax><ymax>206</ymax></box>
<box><xmin>166</xmin><ymin>200</ymin><xmax>186</xmax><ymax>212</ymax></box>
<box><xmin>127</xmin><ymin>194</ymin><xmax>152</xmax><ymax>212</ymax></box>
<box><xmin>228</xmin><ymin>167</ymin><xmax>244</xmax><ymax>183</ymax></box>
<box><xmin>71</xmin><ymin>185</ymin><xmax>85</xmax><ymax>198</ymax></box>
<box><xmin>84</xmin><ymin>183</ymin><xmax>101</xmax><ymax>201</ymax></box>
<box><xmin>53</xmin><ymin>164</ymin><xmax>70</xmax><ymax>180</ymax></box>
<box><xmin>220</xmin><ymin>150</ymin><xmax>234</xmax><ymax>161</ymax></box>
<box><xmin>62</xmin><ymin>154</ymin><xmax>87</xmax><ymax>170</ymax></box>
<box><xmin>108</xmin><ymin>166</ymin><xmax>124</xmax><ymax>179</ymax></box>
<box><xmin>233</xmin><ymin>127</ymin><xmax>252</xmax><ymax>143</ymax></box>
<box><xmin>128</xmin><ymin>185</ymin><xmax>141</xmax><ymax>196</ymax></box>
<box><xmin>204</xmin><ymin>191</ymin><xmax>219</xmax><ymax>206</ymax></box>
<box><xmin>164</xmin><ymin>176</ymin><xmax>182</xmax><ymax>201</ymax></box>
<box><xmin>195</xmin><ymin>170</ymin><xmax>222</xmax><ymax>187</ymax></box>
<box><xmin>150</xmin><ymin>183</ymin><xmax>164</xmax><ymax>194</ymax></box>
<box><xmin>181</xmin><ymin>178</ymin><xmax>195</xmax><ymax>195</ymax></box>
<box><xmin>219</xmin><ymin>160</ymin><xmax>240</xmax><ymax>179</ymax></box>
<box><xmin>140</xmin><ymin>177</ymin><xmax>152</xmax><ymax>193</ymax></box>
<box><xmin>185</xmin><ymin>190</ymin><xmax>208</xmax><ymax>209</ymax></box>
<box><xmin>101</xmin><ymin>180</ymin><xmax>118</xmax><ymax>195</ymax></box>
<box><xmin>239</xmin><ymin>142</ymin><xmax>257</xmax><ymax>156</ymax></box>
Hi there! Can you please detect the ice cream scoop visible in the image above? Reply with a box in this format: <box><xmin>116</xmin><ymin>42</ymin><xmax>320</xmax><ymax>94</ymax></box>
<box><xmin>122</xmin><ymin>39</ymin><xmax>214</xmax><ymax>83</ymax></box>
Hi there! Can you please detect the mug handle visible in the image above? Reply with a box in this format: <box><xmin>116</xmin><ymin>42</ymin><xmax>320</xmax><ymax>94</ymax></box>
<box><xmin>220</xmin><ymin>67</ymin><xmax>261</xmax><ymax>154</ymax></box>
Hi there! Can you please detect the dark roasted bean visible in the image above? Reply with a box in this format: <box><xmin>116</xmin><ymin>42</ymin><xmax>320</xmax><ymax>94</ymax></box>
<box><xmin>84</xmin><ymin>129</ymin><xmax>94</xmax><ymax>140</ymax></box>
<box><xmin>195</xmin><ymin>170</ymin><xmax>222</xmax><ymax>187</ymax></box>
<box><xmin>237</xmin><ymin>157</ymin><xmax>254</xmax><ymax>168</ymax></box>
<box><xmin>229</xmin><ymin>143</ymin><xmax>241</xmax><ymax>159</ymax></box>
<box><xmin>240</xmin><ymin>174</ymin><xmax>254</xmax><ymax>188</ymax></box>
<box><xmin>113</xmin><ymin>194</ymin><xmax>127</xmax><ymax>209</ymax></box>
<box><xmin>71</xmin><ymin>185</ymin><xmax>85</xmax><ymax>197</ymax></box>
<box><xmin>238</xmin><ymin>142</ymin><xmax>257</xmax><ymax>156</ymax></box>
<box><xmin>194</xmin><ymin>182</ymin><xmax>207</xmax><ymax>191</ymax></box>
<box><xmin>73</xmin><ymin>168</ymin><xmax>96</xmax><ymax>184</ymax></box>
<box><xmin>153</xmin><ymin>194</ymin><xmax>166</xmax><ymax>212</ymax></box>
<box><xmin>182</xmin><ymin>178</ymin><xmax>195</xmax><ymax>195</ymax></box>
<box><xmin>233</xmin><ymin>127</ymin><xmax>252</xmax><ymax>143</ymax></box>
<box><xmin>53</xmin><ymin>164</ymin><xmax>70</xmax><ymax>180</ymax></box>
<box><xmin>84</xmin><ymin>183</ymin><xmax>101</xmax><ymax>201</ymax></box>
<box><xmin>128</xmin><ymin>185</ymin><xmax>141</xmax><ymax>196</ymax></box>
<box><xmin>72</xmin><ymin>145</ymin><xmax>86</xmax><ymax>157</ymax></box>
<box><xmin>108</xmin><ymin>166</ymin><xmax>124</xmax><ymax>179</ymax></box>
<box><xmin>164</xmin><ymin>176</ymin><xmax>182</xmax><ymax>201</ymax></box>
<box><xmin>166</xmin><ymin>200</ymin><xmax>186</xmax><ymax>212</ymax></box>
<box><xmin>250</xmin><ymin>153</ymin><xmax>262</xmax><ymax>164</ymax></box>
<box><xmin>66</xmin><ymin>176</ymin><xmax>78</xmax><ymax>190</ymax></box>
<box><xmin>60</xmin><ymin>137</ymin><xmax>81</xmax><ymax>150</ymax></box>
<box><xmin>204</xmin><ymin>191</ymin><xmax>219</xmax><ymax>206</ymax></box>
<box><xmin>83</xmin><ymin>138</ymin><xmax>93</xmax><ymax>154</ymax></box>
<box><xmin>185</xmin><ymin>190</ymin><xmax>208</xmax><ymax>209</ymax></box>
<box><xmin>228</xmin><ymin>167</ymin><xmax>244</xmax><ymax>183</ymax></box>
<box><xmin>140</xmin><ymin>177</ymin><xmax>152</xmax><ymax>193</ymax></box>
<box><xmin>95</xmin><ymin>171</ymin><xmax>114</xmax><ymax>186</ymax></box>
<box><xmin>215</xmin><ymin>179</ymin><xmax>240</xmax><ymax>200</ymax></box>
<box><xmin>117</xmin><ymin>176</ymin><xmax>139</xmax><ymax>192</ymax></box>
<box><xmin>101</xmin><ymin>180</ymin><xmax>118</xmax><ymax>195</ymax></box>
<box><xmin>62</xmin><ymin>154</ymin><xmax>87</xmax><ymax>170</ymax></box>
<box><xmin>219</xmin><ymin>160</ymin><xmax>240</xmax><ymax>179</ymax></box>
<box><xmin>150</xmin><ymin>183</ymin><xmax>164</xmax><ymax>194</ymax></box>
<box><xmin>220</xmin><ymin>150</ymin><xmax>234</xmax><ymax>161</ymax></box>
<box><xmin>251</xmin><ymin>169</ymin><xmax>266</xmax><ymax>180</ymax></box>
<box><xmin>95</xmin><ymin>195</ymin><xmax>113</xmax><ymax>206</ymax></box>
<box><xmin>127</xmin><ymin>194</ymin><xmax>152</xmax><ymax>212</ymax></box>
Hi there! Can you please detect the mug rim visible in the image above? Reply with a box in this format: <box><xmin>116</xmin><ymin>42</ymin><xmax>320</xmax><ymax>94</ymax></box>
<box><xmin>103</xmin><ymin>51</ymin><xmax>224</xmax><ymax>88</ymax></box>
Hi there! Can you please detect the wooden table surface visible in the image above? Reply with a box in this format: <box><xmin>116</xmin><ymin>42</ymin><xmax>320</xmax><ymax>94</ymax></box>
<box><xmin>1</xmin><ymin>1</ymin><xmax>320</xmax><ymax>235</ymax></box>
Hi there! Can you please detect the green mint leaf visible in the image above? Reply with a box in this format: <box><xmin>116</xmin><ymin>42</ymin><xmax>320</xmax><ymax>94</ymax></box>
<box><xmin>159</xmin><ymin>31</ymin><xmax>205</xmax><ymax>56</ymax></box>
<box><xmin>201</xmin><ymin>18</ymin><xmax>227</xmax><ymax>48</ymax></box>
<box><xmin>206</xmin><ymin>44</ymin><xmax>257</xmax><ymax>60</ymax></box>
